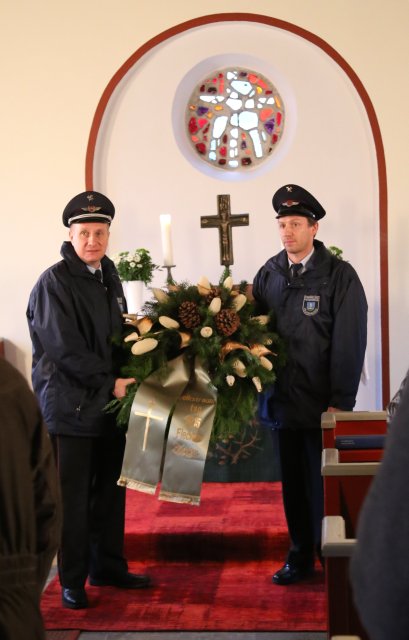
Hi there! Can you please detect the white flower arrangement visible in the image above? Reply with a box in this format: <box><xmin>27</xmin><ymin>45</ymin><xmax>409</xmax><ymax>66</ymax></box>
<box><xmin>111</xmin><ymin>248</ymin><xmax>160</xmax><ymax>285</ymax></box>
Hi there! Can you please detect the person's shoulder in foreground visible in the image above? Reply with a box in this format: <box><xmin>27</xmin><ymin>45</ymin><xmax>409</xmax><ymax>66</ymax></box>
<box><xmin>350</xmin><ymin>379</ymin><xmax>409</xmax><ymax>640</ymax></box>
<box><xmin>0</xmin><ymin>358</ymin><xmax>61</xmax><ymax>584</ymax></box>
<box><xmin>0</xmin><ymin>358</ymin><xmax>61</xmax><ymax>639</ymax></box>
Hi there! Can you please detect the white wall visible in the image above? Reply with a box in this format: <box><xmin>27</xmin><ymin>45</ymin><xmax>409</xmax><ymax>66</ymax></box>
<box><xmin>1</xmin><ymin>0</ymin><xmax>408</xmax><ymax>401</ymax></box>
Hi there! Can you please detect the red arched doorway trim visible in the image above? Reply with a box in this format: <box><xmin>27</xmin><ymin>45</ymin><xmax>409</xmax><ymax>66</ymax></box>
<box><xmin>85</xmin><ymin>12</ymin><xmax>389</xmax><ymax>405</ymax></box>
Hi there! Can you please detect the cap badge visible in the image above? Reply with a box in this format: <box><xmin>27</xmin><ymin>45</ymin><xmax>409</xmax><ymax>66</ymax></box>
<box><xmin>286</xmin><ymin>186</ymin><xmax>293</xmax><ymax>192</ymax></box>
<box><xmin>81</xmin><ymin>206</ymin><xmax>102</xmax><ymax>213</ymax></box>
<box><xmin>87</xmin><ymin>194</ymin><xmax>94</xmax><ymax>202</ymax></box>
<box><xmin>282</xmin><ymin>200</ymin><xmax>300</xmax><ymax>207</ymax></box>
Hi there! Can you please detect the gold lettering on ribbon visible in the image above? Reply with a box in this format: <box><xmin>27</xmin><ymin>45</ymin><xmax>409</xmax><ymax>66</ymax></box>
<box><xmin>133</xmin><ymin>401</ymin><xmax>164</xmax><ymax>451</ymax></box>
<box><xmin>172</xmin><ymin>443</ymin><xmax>200</xmax><ymax>458</ymax></box>
<box><xmin>176</xmin><ymin>427</ymin><xmax>200</xmax><ymax>442</ymax></box>
<box><xmin>171</xmin><ymin>402</ymin><xmax>206</xmax><ymax>458</ymax></box>
<box><xmin>180</xmin><ymin>394</ymin><xmax>214</xmax><ymax>404</ymax></box>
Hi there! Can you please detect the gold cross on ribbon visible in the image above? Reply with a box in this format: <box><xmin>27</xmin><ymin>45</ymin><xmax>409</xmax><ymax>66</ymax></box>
<box><xmin>200</xmin><ymin>194</ymin><xmax>249</xmax><ymax>266</ymax></box>
<box><xmin>134</xmin><ymin>401</ymin><xmax>163</xmax><ymax>451</ymax></box>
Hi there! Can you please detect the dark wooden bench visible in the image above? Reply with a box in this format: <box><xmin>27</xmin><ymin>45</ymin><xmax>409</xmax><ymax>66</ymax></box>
<box><xmin>321</xmin><ymin>411</ymin><xmax>387</xmax><ymax>640</ymax></box>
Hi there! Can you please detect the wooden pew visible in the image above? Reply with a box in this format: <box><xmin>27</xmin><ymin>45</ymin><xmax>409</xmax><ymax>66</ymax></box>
<box><xmin>321</xmin><ymin>411</ymin><xmax>386</xmax><ymax>538</ymax></box>
<box><xmin>322</xmin><ymin>410</ymin><xmax>387</xmax><ymax>463</ymax></box>
<box><xmin>322</xmin><ymin>516</ymin><xmax>366</xmax><ymax>640</ymax></box>
<box><xmin>321</xmin><ymin>457</ymin><xmax>375</xmax><ymax>639</ymax></box>
<box><xmin>321</xmin><ymin>411</ymin><xmax>387</xmax><ymax>640</ymax></box>
<box><xmin>321</xmin><ymin>447</ymin><xmax>380</xmax><ymax>538</ymax></box>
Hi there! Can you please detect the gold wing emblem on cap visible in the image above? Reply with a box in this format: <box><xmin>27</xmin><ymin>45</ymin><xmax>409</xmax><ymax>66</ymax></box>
<box><xmin>81</xmin><ymin>206</ymin><xmax>102</xmax><ymax>213</ymax></box>
<box><xmin>282</xmin><ymin>200</ymin><xmax>300</xmax><ymax>207</ymax></box>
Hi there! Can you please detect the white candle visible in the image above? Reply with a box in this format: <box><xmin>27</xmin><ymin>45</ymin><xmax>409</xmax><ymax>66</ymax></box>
<box><xmin>160</xmin><ymin>214</ymin><xmax>174</xmax><ymax>266</ymax></box>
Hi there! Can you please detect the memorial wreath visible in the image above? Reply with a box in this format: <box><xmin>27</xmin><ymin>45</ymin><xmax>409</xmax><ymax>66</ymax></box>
<box><xmin>107</xmin><ymin>273</ymin><xmax>285</xmax><ymax>442</ymax></box>
<box><xmin>106</xmin><ymin>272</ymin><xmax>285</xmax><ymax>504</ymax></box>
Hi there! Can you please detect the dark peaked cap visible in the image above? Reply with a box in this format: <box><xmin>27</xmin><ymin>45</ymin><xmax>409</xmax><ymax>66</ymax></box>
<box><xmin>273</xmin><ymin>184</ymin><xmax>326</xmax><ymax>221</ymax></box>
<box><xmin>62</xmin><ymin>190</ymin><xmax>115</xmax><ymax>227</ymax></box>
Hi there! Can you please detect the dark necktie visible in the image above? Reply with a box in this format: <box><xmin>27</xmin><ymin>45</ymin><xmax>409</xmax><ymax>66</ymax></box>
<box><xmin>94</xmin><ymin>269</ymin><xmax>102</xmax><ymax>282</ymax></box>
<box><xmin>290</xmin><ymin>263</ymin><xmax>303</xmax><ymax>280</ymax></box>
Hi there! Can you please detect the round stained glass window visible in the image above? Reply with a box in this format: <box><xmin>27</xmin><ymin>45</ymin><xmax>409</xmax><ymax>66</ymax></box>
<box><xmin>186</xmin><ymin>67</ymin><xmax>285</xmax><ymax>171</ymax></box>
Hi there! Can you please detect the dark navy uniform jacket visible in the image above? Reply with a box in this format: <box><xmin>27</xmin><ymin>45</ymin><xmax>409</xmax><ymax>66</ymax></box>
<box><xmin>27</xmin><ymin>241</ymin><xmax>126</xmax><ymax>437</ymax></box>
<box><xmin>253</xmin><ymin>240</ymin><xmax>367</xmax><ymax>429</ymax></box>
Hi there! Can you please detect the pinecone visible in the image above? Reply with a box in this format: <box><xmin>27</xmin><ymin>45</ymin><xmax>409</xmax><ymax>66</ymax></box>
<box><xmin>205</xmin><ymin>286</ymin><xmax>221</xmax><ymax>304</ymax></box>
<box><xmin>178</xmin><ymin>300</ymin><xmax>201</xmax><ymax>329</ymax></box>
<box><xmin>214</xmin><ymin>309</ymin><xmax>241</xmax><ymax>336</ymax></box>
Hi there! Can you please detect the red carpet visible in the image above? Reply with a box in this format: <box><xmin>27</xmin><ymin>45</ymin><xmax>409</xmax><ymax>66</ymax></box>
<box><xmin>46</xmin><ymin>632</ymin><xmax>80</xmax><ymax>640</ymax></box>
<box><xmin>41</xmin><ymin>482</ymin><xmax>326</xmax><ymax>632</ymax></box>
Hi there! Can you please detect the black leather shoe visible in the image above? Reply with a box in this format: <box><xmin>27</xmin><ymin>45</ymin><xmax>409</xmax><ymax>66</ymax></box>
<box><xmin>62</xmin><ymin>587</ymin><xmax>88</xmax><ymax>609</ymax></box>
<box><xmin>272</xmin><ymin>562</ymin><xmax>314</xmax><ymax>585</ymax></box>
<box><xmin>89</xmin><ymin>572</ymin><xmax>151</xmax><ymax>589</ymax></box>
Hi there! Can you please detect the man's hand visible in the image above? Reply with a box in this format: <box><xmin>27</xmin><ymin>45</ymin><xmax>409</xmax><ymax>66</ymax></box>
<box><xmin>327</xmin><ymin>406</ymin><xmax>342</xmax><ymax>413</ymax></box>
<box><xmin>113</xmin><ymin>377</ymin><xmax>136</xmax><ymax>399</ymax></box>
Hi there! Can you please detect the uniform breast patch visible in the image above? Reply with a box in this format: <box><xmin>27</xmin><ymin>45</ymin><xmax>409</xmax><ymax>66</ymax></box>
<box><xmin>302</xmin><ymin>295</ymin><xmax>320</xmax><ymax>316</ymax></box>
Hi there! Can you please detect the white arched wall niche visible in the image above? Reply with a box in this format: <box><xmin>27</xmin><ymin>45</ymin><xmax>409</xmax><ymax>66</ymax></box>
<box><xmin>87</xmin><ymin>13</ymin><xmax>388</xmax><ymax>411</ymax></box>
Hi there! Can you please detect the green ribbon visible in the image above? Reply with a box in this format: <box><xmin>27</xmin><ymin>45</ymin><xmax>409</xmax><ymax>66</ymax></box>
<box><xmin>118</xmin><ymin>355</ymin><xmax>216</xmax><ymax>505</ymax></box>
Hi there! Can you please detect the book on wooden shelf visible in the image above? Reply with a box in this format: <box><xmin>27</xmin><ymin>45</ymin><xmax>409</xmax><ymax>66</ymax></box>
<box><xmin>335</xmin><ymin>434</ymin><xmax>387</xmax><ymax>450</ymax></box>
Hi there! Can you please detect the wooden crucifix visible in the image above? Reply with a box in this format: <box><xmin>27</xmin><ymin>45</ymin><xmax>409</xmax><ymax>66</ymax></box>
<box><xmin>200</xmin><ymin>194</ymin><xmax>249</xmax><ymax>266</ymax></box>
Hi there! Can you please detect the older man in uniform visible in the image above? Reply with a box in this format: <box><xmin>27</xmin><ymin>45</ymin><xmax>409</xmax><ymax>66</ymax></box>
<box><xmin>27</xmin><ymin>191</ymin><xmax>151</xmax><ymax>609</ymax></box>
<box><xmin>253</xmin><ymin>184</ymin><xmax>367</xmax><ymax>585</ymax></box>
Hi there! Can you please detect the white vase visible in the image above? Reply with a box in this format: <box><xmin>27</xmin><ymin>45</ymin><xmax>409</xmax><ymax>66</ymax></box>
<box><xmin>124</xmin><ymin>280</ymin><xmax>144</xmax><ymax>314</ymax></box>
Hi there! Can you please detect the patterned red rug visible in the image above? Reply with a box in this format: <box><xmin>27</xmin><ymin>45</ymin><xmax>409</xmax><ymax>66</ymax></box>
<box><xmin>41</xmin><ymin>482</ymin><xmax>326</xmax><ymax>632</ymax></box>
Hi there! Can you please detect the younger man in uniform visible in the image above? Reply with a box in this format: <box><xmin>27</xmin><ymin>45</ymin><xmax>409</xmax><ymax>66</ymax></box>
<box><xmin>253</xmin><ymin>184</ymin><xmax>367</xmax><ymax>585</ymax></box>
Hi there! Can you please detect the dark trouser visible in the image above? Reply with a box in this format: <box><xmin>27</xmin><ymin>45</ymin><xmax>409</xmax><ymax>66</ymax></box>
<box><xmin>52</xmin><ymin>431</ymin><xmax>128</xmax><ymax>588</ymax></box>
<box><xmin>277</xmin><ymin>428</ymin><xmax>323</xmax><ymax>567</ymax></box>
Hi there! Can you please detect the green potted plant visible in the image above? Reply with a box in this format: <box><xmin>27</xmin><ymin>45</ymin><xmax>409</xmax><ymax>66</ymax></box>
<box><xmin>112</xmin><ymin>249</ymin><xmax>160</xmax><ymax>314</ymax></box>
<box><xmin>113</xmin><ymin>248</ymin><xmax>159</xmax><ymax>284</ymax></box>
